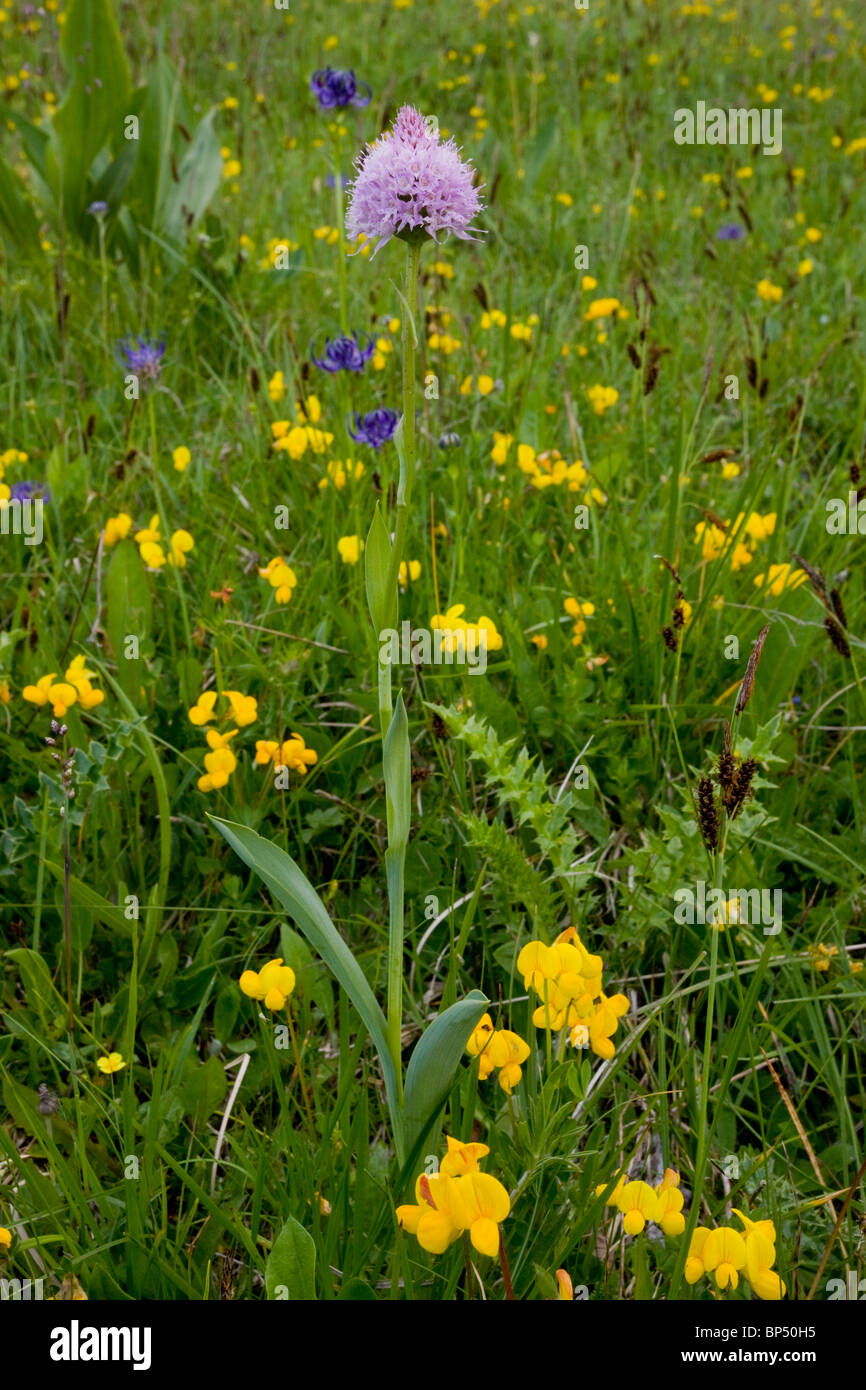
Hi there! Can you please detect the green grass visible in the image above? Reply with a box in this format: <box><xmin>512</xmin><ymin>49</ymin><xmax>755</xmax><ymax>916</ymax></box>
<box><xmin>0</xmin><ymin>0</ymin><xmax>864</xmax><ymax>1302</ymax></box>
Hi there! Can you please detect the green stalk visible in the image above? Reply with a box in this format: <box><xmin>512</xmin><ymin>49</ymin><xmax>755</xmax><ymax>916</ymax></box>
<box><xmin>381</xmin><ymin>239</ymin><xmax>421</xmax><ymax>1092</ymax></box>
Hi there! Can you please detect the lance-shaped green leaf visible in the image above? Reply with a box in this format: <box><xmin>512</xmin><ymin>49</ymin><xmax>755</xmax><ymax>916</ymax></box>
<box><xmin>209</xmin><ymin>816</ymin><xmax>404</xmax><ymax>1156</ymax></box>
<box><xmin>402</xmin><ymin>990</ymin><xmax>490</xmax><ymax>1170</ymax></box>
<box><xmin>364</xmin><ymin>501</ymin><xmax>397</xmax><ymax>635</ymax></box>
<box><xmin>160</xmin><ymin>108</ymin><xmax>222</xmax><ymax>245</ymax></box>
<box><xmin>0</xmin><ymin>154</ymin><xmax>41</xmax><ymax>256</ymax></box>
<box><xmin>383</xmin><ymin>694</ymin><xmax>411</xmax><ymax>850</ymax></box>
<box><xmin>265</xmin><ymin>1215</ymin><xmax>316</xmax><ymax>1300</ymax></box>
<box><xmin>48</xmin><ymin>0</ymin><xmax>131</xmax><ymax>230</ymax></box>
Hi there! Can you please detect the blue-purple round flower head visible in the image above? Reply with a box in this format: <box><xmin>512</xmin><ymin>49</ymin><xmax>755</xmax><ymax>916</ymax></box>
<box><xmin>312</xmin><ymin>333</ymin><xmax>375</xmax><ymax>373</ymax></box>
<box><xmin>311</xmin><ymin>68</ymin><xmax>371</xmax><ymax>110</ymax></box>
<box><xmin>87</xmin><ymin>200</ymin><xmax>109</xmax><ymax>217</ymax></box>
<box><xmin>119</xmin><ymin>335</ymin><xmax>166</xmax><ymax>381</ymax></box>
<box><xmin>9</xmin><ymin>480</ymin><xmax>51</xmax><ymax>503</ymax></box>
<box><xmin>346</xmin><ymin>105</ymin><xmax>484</xmax><ymax>257</ymax></box>
<box><xmin>716</xmin><ymin>222</ymin><xmax>746</xmax><ymax>242</ymax></box>
<box><xmin>347</xmin><ymin>409</ymin><xmax>399</xmax><ymax>448</ymax></box>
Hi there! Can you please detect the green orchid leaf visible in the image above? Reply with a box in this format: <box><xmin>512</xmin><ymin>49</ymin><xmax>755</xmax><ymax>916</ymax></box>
<box><xmin>209</xmin><ymin>816</ymin><xmax>404</xmax><ymax>1156</ymax></box>
<box><xmin>402</xmin><ymin>989</ymin><xmax>489</xmax><ymax>1170</ymax></box>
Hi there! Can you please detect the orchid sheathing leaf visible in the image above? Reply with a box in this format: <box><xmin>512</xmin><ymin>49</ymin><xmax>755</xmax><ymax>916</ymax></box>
<box><xmin>402</xmin><ymin>990</ymin><xmax>490</xmax><ymax>1175</ymax></box>
<box><xmin>209</xmin><ymin>815</ymin><xmax>405</xmax><ymax>1158</ymax></box>
<box><xmin>364</xmin><ymin>500</ymin><xmax>397</xmax><ymax>634</ymax></box>
<box><xmin>265</xmin><ymin>1215</ymin><xmax>317</xmax><ymax>1301</ymax></box>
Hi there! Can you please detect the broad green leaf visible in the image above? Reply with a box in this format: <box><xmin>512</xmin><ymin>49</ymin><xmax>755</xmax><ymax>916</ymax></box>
<box><xmin>0</xmin><ymin>154</ymin><xmax>41</xmax><ymax>256</ymax></box>
<box><xmin>160</xmin><ymin>108</ymin><xmax>222</xmax><ymax>244</ymax></box>
<box><xmin>127</xmin><ymin>56</ymin><xmax>180</xmax><ymax>228</ymax></box>
<box><xmin>89</xmin><ymin>138</ymin><xmax>140</xmax><ymax>215</ymax></box>
<box><xmin>178</xmin><ymin>1055</ymin><xmax>228</xmax><ymax>1127</ymax></box>
<box><xmin>383</xmin><ymin>695</ymin><xmax>411</xmax><ymax>850</ymax></box>
<box><xmin>402</xmin><ymin>990</ymin><xmax>489</xmax><ymax>1168</ymax></box>
<box><xmin>339</xmin><ymin>1277</ymin><xmax>378</xmax><ymax>1300</ymax></box>
<box><xmin>364</xmin><ymin>501</ymin><xmax>396</xmax><ymax>634</ymax></box>
<box><xmin>265</xmin><ymin>1215</ymin><xmax>316</xmax><ymax>1300</ymax></box>
<box><xmin>105</xmin><ymin>540</ymin><xmax>152</xmax><ymax>700</ymax></box>
<box><xmin>209</xmin><ymin>816</ymin><xmax>404</xmax><ymax>1156</ymax></box>
<box><xmin>6</xmin><ymin>949</ymin><xmax>69</xmax><ymax>1030</ymax></box>
<box><xmin>49</xmin><ymin>0</ymin><xmax>131</xmax><ymax>229</ymax></box>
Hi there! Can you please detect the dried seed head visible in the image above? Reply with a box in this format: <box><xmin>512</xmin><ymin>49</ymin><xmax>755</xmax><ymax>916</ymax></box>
<box><xmin>735</xmin><ymin>623</ymin><xmax>771</xmax><ymax>715</ymax></box>
<box><xmin>696</xmin><ymin>777</ymin><xmax>719</xmax><ymax>851</ymax></box>
<box><xmin>792</xmin><ymin>553</ymin><xmax>828</xmax><ymax>605</ymax></box>
<box><xmin>662</xmin><ymin>626</ymin><xmax>678</xmax><ymax>652</ymax></box>
<box><xmin>824</xmin><ymin>616</ymin><xmax>852</xmax><ymax>659</ymax></box>
<box><xmin>726</xmin><ymin>758</ymin><xmax>758</xmax><ymax>819</ymax></box>
<box><xmin>37</xmin><ymin>1083</ymin><xmax>59</xmax><ymax>1116</ymax></box>
<box><xmin>626</xmin><ymin>342</ymin><xmax>641</xmax><ymax>370</ymax></box>
<box><xmin>829</xmin><ymin>588</ymin><xmax>848</xmax><ymax>629</ymax></box>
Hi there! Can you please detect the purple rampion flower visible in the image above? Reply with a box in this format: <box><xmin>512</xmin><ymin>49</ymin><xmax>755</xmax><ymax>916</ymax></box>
<box><xmin>312</xmin><ymin>332</ymin><xmax>375</xmax><ymax>373</ymax></box>
<box><xmin>119</xmin><ymin>335</ymin><xmax>166</xmax><ymax>382</ymax></box>
<box><xmin>347</xmin><ymin>409</ymin><xmax>399</xmax><ymax>448</ymax></box>
<box><xmin>346</xmin><ymin>105</ymin><xmax>484</xmax><ymax>257</ymax></box>
<box><xmin>310</xmin><ymin>68</ymin><xmax>371</xmax><ymax>110</ymax></box>
<box><xmin>716</xmin><ymin>222</ymin><xmax>746</xmax><ymax>242</ymax></box>
<box><xmin>9</xmin><ymin>480</ymin><xmax>51</xmax><ymax>503</ymax></box>
<box><xmin>87</xmin><ymin>200</ymin><xmax>109</xmax><ymax>217</ymax></box>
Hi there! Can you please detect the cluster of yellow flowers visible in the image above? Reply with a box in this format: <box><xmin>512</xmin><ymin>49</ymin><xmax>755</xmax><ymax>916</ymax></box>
<box><xmin>114</xmin><ymin>513</ymin><xmax>195</xmax><ymax>570</ymax></box>
<box><xmin>430</xmin><ymin>604</ymin><xmax>503</xmax><ymax>655</ymax></box>
<box><xmin>686</xmin><ymin>1211</ymin><xmax>786</xmax><ymax>1299</ymax></box>
<box><xmin>753</xmin><ymin>561</ymin><xmax>808</xmax><ymax>597</ymax></box>
<box><xmin>259</xmin><ymin>555</ymin><xmax>298</xmax><ymax>604</ymax></box>
<box><xmin>188</xmin><ymin>688</ymin><xmax>257</xmax><ymax>793</ymax></box>
<box><xmin>22</xmin><ymin>656</ymin><xmax>105</xmax><ymax>718</ymax></box>
<box><xmin>583</xmin><ymin>296</ymin><xmax>627</xmax><ymax>323</ymax></box>
<box><xmin>239</xmin><ymin>957</ymin><xmax>296</xmax><ymax>1011</ymax></box>
<box><xmin>318</xmin><ymin>459</ymin><xmax>365</xmax><ymax>491</ymax></box>
<box><xmin>259</xmin><ymin>235</ymin><xmax>299</xmax><ymax>270</ymax></box>
<box><xmin>586</xmin><ymin>384</ymin><xmax>619</xmax><ymax>415</ymax></box>
<box><xmin>466</xmin><ymin>1014</ymin><xmax>530</xmax><ymax>1093</ymax></box>
<box><xmin>564</xmin><ymin>596</ymin><xmax>595</xmax><ymax>645</ymax></box>
<box><xmin>337</xmin><ymin>535</ymin><xmax>364</xmax><ymax>565</ymax></box>
<box><xmin>396</xmin><ymin>1137</ymin><xmax>511</xmax><ymax>1258</ymax></box>
<box><xmin>189</xmin><ymin>689</ymin><xmax>257</xmax><ymax>727</ymax></box>
<box><xmin>491</xmin><ymin>438</ymin><xmax>606</xmax><ymax>507</ymax></box>
<box><xmin>807</xmin><ymin>942</ymin><xmax>861</xmax><ymax>975</ymax></box>
<box><xmin>459</xmin><ymin>373</ymin><xmax>496</xmax><ymax>396</ymax></box>
<box><xmin>271</xmin><ymin>396</ymin><xmax>334</xmax><ymax>459</ymax></box>
<box><xmin>517</xmin><ymin>445</ymin><xmax>587</xmax><ymax>492</ymax></box>
<box><xmin>517</xmin><ymin>927</ymin><xmax>630</xmax><ymax>1060</ymax></box>
<box><xmin>254</xmin><ymin>734</ymin><xmax>317</xmax><ymax>775</ymax></box>
<box><xmin>597</xmin><ymin>1169</ymin><xmax>686</xmax><ymax>1237</ymax></box>
<box><xmin>695</xmin><ymin>509</ymin><xmax>777</xmax><ymax>571</ymax></box>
